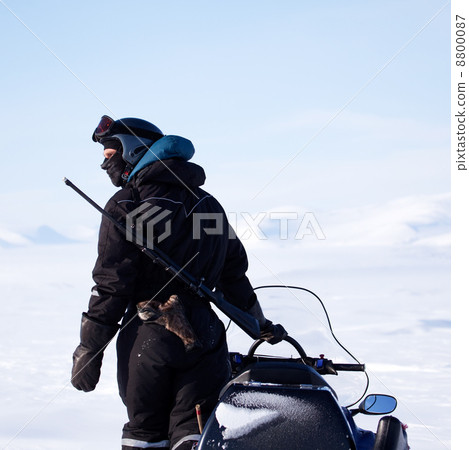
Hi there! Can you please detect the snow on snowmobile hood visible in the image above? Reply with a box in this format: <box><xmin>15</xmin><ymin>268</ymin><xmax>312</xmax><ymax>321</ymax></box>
<box><xmin>127</xmin><ymin>135</ymin><xmax>195</xmax><ymax>182</ymax></box>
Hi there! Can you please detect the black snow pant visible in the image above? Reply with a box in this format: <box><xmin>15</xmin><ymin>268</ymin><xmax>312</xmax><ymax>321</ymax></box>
<box><xmin>117</xmin><ymin>296</ymin><xmax>231</xmax><ymax>450</ymax></box>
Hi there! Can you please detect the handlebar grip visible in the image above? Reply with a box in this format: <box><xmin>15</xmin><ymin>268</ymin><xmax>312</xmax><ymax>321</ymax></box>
<box><xmin>332</xmin><ymin>363</ymin><xmax>365</xmax><ymax>372</ymax></box>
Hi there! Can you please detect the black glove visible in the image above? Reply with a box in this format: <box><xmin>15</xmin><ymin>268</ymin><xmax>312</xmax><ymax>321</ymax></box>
<box><xmin>71</xmin><ymin>313</ymin><xmax>119</xmax><ymax>392</ymax></box>
<box><xmin>246</xmin><ymin>298</ymin><xmax>288</xmax><ymax>344</ymax></box>
<box><xmin>260</xmin><ymin>320</ymin><xmax>288</xmax><ymax>345</ymax></box>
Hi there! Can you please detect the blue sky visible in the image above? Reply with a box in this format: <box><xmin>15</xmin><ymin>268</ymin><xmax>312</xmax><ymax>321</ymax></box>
<box><xmin>1</xmin><ymin>0</ymin><xmax>449</xmax><ymax>237</ymax></box>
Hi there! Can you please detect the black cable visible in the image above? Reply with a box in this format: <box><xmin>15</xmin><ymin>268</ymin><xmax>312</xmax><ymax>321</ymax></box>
<box><xmin>253</xmin><ymin>284</ymin><xmax>369</xmax><ymax>408</ymax></box>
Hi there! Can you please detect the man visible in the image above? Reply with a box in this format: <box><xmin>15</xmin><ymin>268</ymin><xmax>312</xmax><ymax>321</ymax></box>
<box><xmin>71</xmin><ymin>116</ymin><xmax>287</xmax><ymax>450</ymax></box>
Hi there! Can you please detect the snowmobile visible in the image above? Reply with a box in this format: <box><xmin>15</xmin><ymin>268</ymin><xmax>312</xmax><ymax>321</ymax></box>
<box><xmin>197</xmin><ymin>286</ymin><xmax>409</xmax><ymax>450</ymax></box>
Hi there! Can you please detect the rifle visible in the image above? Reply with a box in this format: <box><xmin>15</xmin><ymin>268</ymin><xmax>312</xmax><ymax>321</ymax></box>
<box><xmin>63</xmin><ymin>178</ymin><xmax>261</xmax><ymax>339</ymax></box>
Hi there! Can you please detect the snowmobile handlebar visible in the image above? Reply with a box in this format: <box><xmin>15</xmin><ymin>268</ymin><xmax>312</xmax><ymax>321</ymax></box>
<box><xmin>248</xmin><ymin>336</ymin><xmax>308</xmax><ymax>359</ymax></box>
<box><xmin>332</xmin><ymin>363</ymin><xmax>366</xmax><ymax>372</ymax></box>
<box><xmin>237</xmin><ymin>336</ymin><xmax>365</xmax><ymax>375</ymax></box>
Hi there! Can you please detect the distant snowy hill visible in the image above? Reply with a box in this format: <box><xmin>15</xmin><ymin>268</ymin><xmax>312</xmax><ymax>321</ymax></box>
<box><xmin>0</xmin><ymin>228</ymin><xmax>31</xmax><ymax>247</ymax></box>
<box><xmin>235</xmin><ymin>193</ymin><xmax>450</xmax><ymax>248</ymax></box>
<box><xmin>26</xmin><ymin>225</ymin><xmax>79</xmax><ymax>245</ymax></box>
<box><xmin>0</xmin><ymin>225</ymin><xmax>90</xmax><ymax>247</ymax></box>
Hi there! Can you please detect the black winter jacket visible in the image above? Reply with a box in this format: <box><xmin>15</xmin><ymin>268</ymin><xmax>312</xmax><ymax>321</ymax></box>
<box><xmin>87</xmin><ymin>158</ymin><xmax>257</xmax><ymax>326</ymax></box>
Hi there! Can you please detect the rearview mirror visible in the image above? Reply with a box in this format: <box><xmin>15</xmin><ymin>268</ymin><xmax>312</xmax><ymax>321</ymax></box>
<box><xmin>359</xmin><ymin>394</ymin><xmax>397</xmax><ymax>415</ymax></box>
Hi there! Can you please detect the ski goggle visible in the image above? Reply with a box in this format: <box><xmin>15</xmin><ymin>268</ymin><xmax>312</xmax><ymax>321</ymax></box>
<box><xmin>92</xmin><ymin>115</ymin><xmax>114</xmax><ymax>142</ymax></box>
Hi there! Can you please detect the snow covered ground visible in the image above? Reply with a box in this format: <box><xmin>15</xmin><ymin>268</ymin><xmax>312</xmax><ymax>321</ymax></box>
<box><xmin>0</xmin><ymin>192</ymin><xmax>450</xmax><ymax>449</ymax></box>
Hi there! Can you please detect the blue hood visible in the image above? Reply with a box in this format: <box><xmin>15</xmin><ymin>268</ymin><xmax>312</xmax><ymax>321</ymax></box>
<box><xmin>127</xmin><ymin>135</ymin><xmax>195</xmax><ymax>182</ymax></box>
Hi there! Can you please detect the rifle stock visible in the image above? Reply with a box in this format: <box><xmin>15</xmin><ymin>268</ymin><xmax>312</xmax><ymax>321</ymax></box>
<box><xmin>64</xmin><ymin>178</ymin><xmax>261</xmax><ymax>339</ymax></box>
